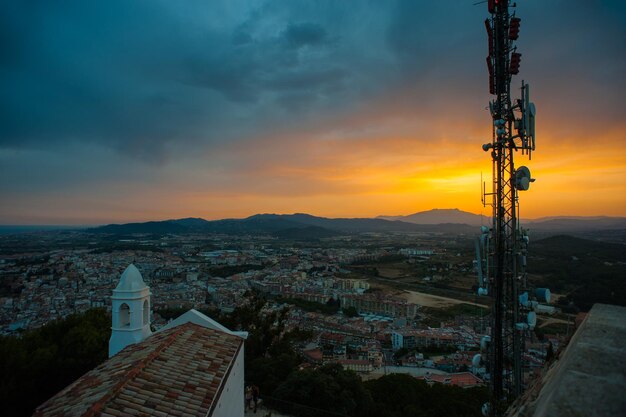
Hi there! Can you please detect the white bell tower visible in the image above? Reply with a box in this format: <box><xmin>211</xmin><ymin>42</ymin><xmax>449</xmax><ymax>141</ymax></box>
<box><xmin>109</xmin><ymin>264</ymin><xmax>152</xmax><ymax>357</ymax></box>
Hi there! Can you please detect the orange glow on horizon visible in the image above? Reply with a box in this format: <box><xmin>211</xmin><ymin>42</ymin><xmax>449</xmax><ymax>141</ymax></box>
<box><xmin>2</xmin><ymin>102</ymin><xmax>624</xmax><ymax>225</ymax></box>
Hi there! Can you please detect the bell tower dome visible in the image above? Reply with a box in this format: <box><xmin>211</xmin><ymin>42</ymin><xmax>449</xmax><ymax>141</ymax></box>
<box><xmin>108</xmin><ymin>264</ymin><xmax>152</xmax><ymax>357</ymax></box>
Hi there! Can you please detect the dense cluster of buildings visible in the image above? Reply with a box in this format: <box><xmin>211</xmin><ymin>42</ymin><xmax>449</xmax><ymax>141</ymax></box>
<box><xmin>0</xmin><ymin>234</ymin><xmax>419</xmax><ymax>334</ymax></box>
<box><xmin>0</xmin><ymin>232</ymin><xmax>559</xmax><ymax>392</ymax></box>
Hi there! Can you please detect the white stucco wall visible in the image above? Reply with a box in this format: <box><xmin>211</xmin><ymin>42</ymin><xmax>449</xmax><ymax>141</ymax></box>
<box><xmin>212</xmin><ymin>346</ymin><xmax>245</xmax><ymax>417</ymax></box>
<box><xmin>109</xmin><ymin>286</ymin><xmax>152</xmax><ymax>357</ymax></box>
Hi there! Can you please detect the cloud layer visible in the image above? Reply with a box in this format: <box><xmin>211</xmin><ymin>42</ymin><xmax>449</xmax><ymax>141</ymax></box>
<box><xmin>1</xmin><ymin>0</ymin><xmax>625</xmax><ymax>223</ymax></box>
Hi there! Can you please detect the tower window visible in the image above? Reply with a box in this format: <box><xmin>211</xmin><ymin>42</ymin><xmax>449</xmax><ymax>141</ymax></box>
<box><xmin>119</xmin><ymin>303</ymin><xmax>130</xmax><ymax>327</ymax></box>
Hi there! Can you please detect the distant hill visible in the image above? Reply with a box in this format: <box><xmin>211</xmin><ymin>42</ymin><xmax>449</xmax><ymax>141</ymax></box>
<box><xmin>378</xmin><ymin>209</ymin><xmax>626</xmax><ymax>237</ymax></box>
<box><xmin>90</xmin><ymin>220</ymin><xmax>188</xmax><ymax>234</ymax></box>
<box><xmin>378</xmin><ymin>209</ymin><xmax>488</xmax><ymax>227</ymax></box>
<box><xmin>532</xmin><ymin>235</ymin><xmax>626</xmax><ymax>262</ymax></box>
<box><xmin>525</xmin><ymin>216</ymin><xmax>626</xmax><ymax>233</ymax></box>
<box><xmin>88</xmin><ymin>213</ymin><xmax>478</xmax><ymax>236</ymax></box>
<box><xmin>87</xmin><ymin>211</ymin><xmax>626</xmax><ymax>238</ymax></box>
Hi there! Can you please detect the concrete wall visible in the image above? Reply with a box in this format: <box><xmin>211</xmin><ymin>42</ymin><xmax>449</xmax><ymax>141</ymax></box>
<box><xmin>509</xmin><ymin>303</ymin><xmax>626</xmax><ymax>417</ymax></box>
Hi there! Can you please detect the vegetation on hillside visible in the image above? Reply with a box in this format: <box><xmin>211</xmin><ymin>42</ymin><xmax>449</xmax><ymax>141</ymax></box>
<box><xmin>529</xmin><ymin>235</ymin><xmax>626</xmax><ymax>311</ymax></box>
<box><xmin>275</xmin><ymin>296</ymin><xmax>341</xmax><ymax>315</ymax></box>
<box><xmin>365</xmin><ymin>373</ymin><xmax>488</xmax><ymax>417</ymax></box>
<box><xmin>0</xmin><ymin>309</ymin><xmax>111</xmax><ymax>417</ymax></box>
<box><xmin>420</xmin><ymin>303</ymin><xmax>489</xmax><ymax>327</ymax></box>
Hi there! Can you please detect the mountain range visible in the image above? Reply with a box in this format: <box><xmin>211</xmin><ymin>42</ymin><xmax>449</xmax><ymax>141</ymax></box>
<box><xmin>381</xmin><ymin>209</ymin><xmax>626</xmax><ymax>232</ymax></box>
<box><xmin>89</xmin><ymin>212</ymin><xmax>478</xmax><ymax>237</ymax></box>
<box><xmin>378</xmin><ymin>208</ymin><xmax>489</xmax><ymax>226</ymax></box>
<box><xmin>88</xmin><ymin>209</ymin><xmax>626</xmax><ymax>238</ymax></box>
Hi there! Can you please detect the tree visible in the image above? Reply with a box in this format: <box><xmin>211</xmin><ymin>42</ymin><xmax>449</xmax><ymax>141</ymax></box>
<box><xmin>0</xmin><ymin>309</ymin><xmax>110</xmax><ymax>417</ymax></box>
<box><xmin>393</xmin><ymin>347</ymin><xmax>409</xmax><ymax>361</ymax></box>
<box><xmin>364</xmin><ymin>373</ymin><xmax>489</xmax><ymax>417</ymax></box>
<box><xmin>342</xmin><ymin>306</ymin><xmax>359</xmax><ymax>317</ymax></box>
<box><xmin>326</xmin><ymin>297</ymin><xmax>340</xmax><ymax>309</ymax></box>
<box><xmin>271</xmin><ymin>364</ymin><xmax>373</xmax><ymax>417</ymax></box>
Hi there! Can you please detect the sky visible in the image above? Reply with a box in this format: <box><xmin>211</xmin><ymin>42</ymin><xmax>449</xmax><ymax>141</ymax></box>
<box><xmin>1</xmin><ymin>0</ymin><xmax>625</xmax><ymax>225</ymax></box>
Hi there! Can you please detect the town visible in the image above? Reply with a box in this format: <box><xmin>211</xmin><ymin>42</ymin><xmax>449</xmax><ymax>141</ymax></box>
<box><xmin>0</xmin><ymin>229</ymin><xmax>562</xmax><ymax>390</ymax></box>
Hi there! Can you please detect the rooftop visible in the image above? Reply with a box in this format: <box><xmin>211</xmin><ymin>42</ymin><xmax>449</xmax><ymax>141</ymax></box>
<box><xmin>34</xmin><ymin>322</ymin><xmax>243</xmax><ymax>417</ymax></box>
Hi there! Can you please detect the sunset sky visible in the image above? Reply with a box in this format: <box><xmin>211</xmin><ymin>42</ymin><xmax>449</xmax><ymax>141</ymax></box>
<box><xmin>1</xmin><ymin>0</ymin><xmax>625</xmax><ymax>225</ymax></box>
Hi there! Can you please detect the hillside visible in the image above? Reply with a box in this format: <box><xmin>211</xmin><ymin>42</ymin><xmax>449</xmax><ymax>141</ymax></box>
<box><xmin>529</xmin><ymin>235</ymin><xmax>626</xmax><ymax>311</ymax></box>
<box><xmin>378</xmin><ymin>208</ymin><xmax>488</xmax><ymax>227</ymax></box>
<box><xmin>88</xmin><ymin>213</ymin><xmax>477</xmax><ymax>236</ymax></box>
<box><xmin>525</xmin><ymin>216</ymin><xmax>626</xmax><ymax>233</ymax></box>
<box><xmin>87</xmin><ymin>211</ymin><xmax>626</xmax><ymax>240</ymax></box>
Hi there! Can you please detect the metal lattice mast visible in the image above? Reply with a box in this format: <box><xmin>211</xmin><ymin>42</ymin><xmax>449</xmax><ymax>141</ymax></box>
<box><xmin>474</xmin><ymin>1</ymin><xmax>544</xmax><ymax>416</ymax></box>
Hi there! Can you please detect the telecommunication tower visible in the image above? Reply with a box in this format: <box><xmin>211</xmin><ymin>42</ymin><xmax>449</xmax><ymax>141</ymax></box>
<box><xmin>473</xmin><ymin>1</ymin><xmax>549</xmax><ymax>416</ymax></box>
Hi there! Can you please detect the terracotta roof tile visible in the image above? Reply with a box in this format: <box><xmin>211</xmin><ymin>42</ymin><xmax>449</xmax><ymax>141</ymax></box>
<box><xmin>34</xmin><ymin>323</ymin><xmax>243</xmax><ymax>417</ymax></box>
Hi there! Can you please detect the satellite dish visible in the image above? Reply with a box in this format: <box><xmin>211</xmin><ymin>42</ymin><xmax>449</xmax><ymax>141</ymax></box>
<box><xmin>535</xmin><ymin>288</ymin><xmax>551</xmax><ymax>303</ymax></box>
<box><xmin>472</xmin><ymin>354</ymin><xmax>482</xmax><ymax>367</ymax></box>
<box><xmin>515</xmin><ymin>166</ymin><xmax>533</xmax><ymax>191</ymax></box>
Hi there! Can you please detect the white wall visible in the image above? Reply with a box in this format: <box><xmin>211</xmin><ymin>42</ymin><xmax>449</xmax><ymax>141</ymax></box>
<box><xmin>212</xmin><ymin>346</ymin><xmax>245</xmax><ymax>417</ymax></box>
<box><xmin>109</xmin><ymin>289</ymin><xmax>152</xmax><ymax>357</ymax></box>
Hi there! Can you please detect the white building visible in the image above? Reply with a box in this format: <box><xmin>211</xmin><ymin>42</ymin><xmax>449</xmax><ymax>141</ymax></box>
<box><xmin>109</xmin><ymin>264</ymin><xmax>152</xmax><ymax>357</ymax></box>
<box><xmin>36</xmin><ymin>264</ymin><xmax>248</xmax><ymax>417</ymax></box>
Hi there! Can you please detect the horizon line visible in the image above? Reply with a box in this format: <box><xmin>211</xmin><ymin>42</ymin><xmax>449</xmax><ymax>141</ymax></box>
<box><xmin>1</xmin><ymin>210</ymin><xmax>624</xmax><ymax>228</ymax></box>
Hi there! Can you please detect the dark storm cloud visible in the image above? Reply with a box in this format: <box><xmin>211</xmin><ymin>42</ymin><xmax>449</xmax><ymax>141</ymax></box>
<box><xmin>1</xmin><ymin>0</ymin><xmax>396</xmax><ymax>160</ymax></box>
<box><xmin>0</xmin><ymin>0</ymin><xmax>624</xmax><ymax>186</ymax></box>
<box><xmin>0</xmin><ymin>0</ymin><xmax>207</xmax><ymax>158</ymax></box>
<box><xmin>283</xmin><ymin>23</ymin><xmax>328</xmax><ymax>48</ymax></box>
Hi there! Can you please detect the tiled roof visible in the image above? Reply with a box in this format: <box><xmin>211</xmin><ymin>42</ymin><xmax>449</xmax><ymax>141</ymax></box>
<box><xmin>448</xmin><ymin>372</ymin><xmax>484</xmax><ymax>387</ymax></box>
<box><xmin>34</xmin><ymin>322</ymin><xmax>243</xmax><ymax>417</ymax></box>
<box><xmin>302</xmin><ymin>348</ymin><xmax>323</xmax><ymax>363</ymax></box>
<box><xmin>419</xmin><ymin>372</ymin><xmax>484</xmax><ymax>387</ymax></box>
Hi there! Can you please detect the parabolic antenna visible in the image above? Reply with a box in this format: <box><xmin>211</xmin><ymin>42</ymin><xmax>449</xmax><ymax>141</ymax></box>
<box><xmin>472</xmin><ymin>354</ymin><xmax>482</xmax><ymax>367</ymax></box>
<box><xmin>515</xmin><ymin>166</ymin><xmax>533</xmax><ymax>191</ymax></box>
<box><xmin>535</xmin><ymin>288</ymin><xmax>551</xmax><ymax>303</ymax></box>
